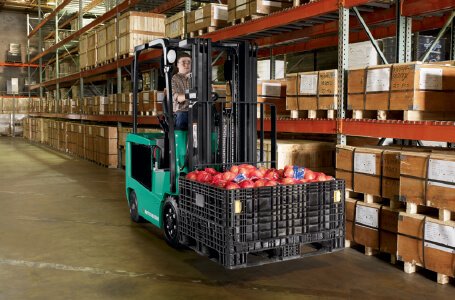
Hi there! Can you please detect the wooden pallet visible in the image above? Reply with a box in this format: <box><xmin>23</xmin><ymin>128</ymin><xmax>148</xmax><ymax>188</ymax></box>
<box><xmin>229</xmin><ymin>14</ymin><xmax>262</xmax><ymax>26</ymax></box>
<box><xmin>119</xmin><ymin>53</ymin><xmax>133</xmax><ymax>60</ymax></box>
<box><xmin>401</xmin><ymin>202</ymin><xmax>453</xmax><ymax>284</ymax></box>
<box><xmin>350</xmin><ymin>110</ymin><xmax>455</xmax><ymax>121</ymax></box>
<box><xmin>189</xmin><ymin>26</ymin><xmax>217</xmax><ymax>38</ymax></box>
<box><xmin>289</xmin><ymin>109</ymin><xmax>337</xmax><ymax>119</ymax></box>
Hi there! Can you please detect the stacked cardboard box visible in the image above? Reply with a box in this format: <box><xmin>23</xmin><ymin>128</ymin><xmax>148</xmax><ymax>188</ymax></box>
<box><xmin>227</xmin><ymin>0</ymin><xmax>293</xmax><ymax>23</ymax></box>
<box><xmin>87</xmin><ymin>31</ymin><xmax>97</xmax><ymax>68</ymax></box>
<box><xmin>187</xmin><ymin>4</ymin><xmax>227</xmax><ymax>34</ymax></box>
<box><xmin>106</xmin><ymin>19</ymin><xmax>117</xmax><ymax>62</ymax></box>
<box><xmin>286</xmin><ymin>70</ymin><xmax>338</xmax><ymax>117</ymax></box>
<box><xmin>397</xmin><ymin>213</ymin><xmax>454</xmax><ymax>283</ymax></box>
<box><xmin>345</xmin><ymin>198</ymin><xmax>403</xmax><ymax>259</ymax></box>
<box><xmin>348</xmin><ymin>62</ymin><xmax>455</xmax><ymax>115</ymax></box>
<box><xmin>337</xmin><ymin>145</ymin><xmax>455</xmax><ymax>283</ymax></box>
<box><xmin>118</xmin><ymin>12</ymin><xmax>165</xmax><ymax>56</ymax></box>
<box><xmin>96</xmin><ymin>25</ymin><xmax>107</xmax><ymax>64</ymax></box>
<box><xmin>79</xmin><ymin>34</ymin><xmax>88</xmax><ymax>70</ymax></box>
<box><xmin>138</xmin><ymin>90</ymin><xmax>164</xmax><ymax>116</ymax></box>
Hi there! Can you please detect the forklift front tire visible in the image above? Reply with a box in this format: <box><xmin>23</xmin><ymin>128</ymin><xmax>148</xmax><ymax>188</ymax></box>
<box><xmin>128</xmin><ymin>190</ymin><xmax>143</xmax><ymax>223</ymax></box>
<box><xmin>163</xmin><ymin>197</ymin><xmax>181</xmax><ymax>248</ymax></box>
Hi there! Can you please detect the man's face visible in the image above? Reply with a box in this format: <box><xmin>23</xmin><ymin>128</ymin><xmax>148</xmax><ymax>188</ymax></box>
<box><xmin>177</xmin><ymin>57</ymin><xmax>191</xmax><ymax>75</ymax></box>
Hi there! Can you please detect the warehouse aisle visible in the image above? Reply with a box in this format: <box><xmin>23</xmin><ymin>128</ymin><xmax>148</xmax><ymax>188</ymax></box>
<box><xmin>0</xmin><ymin>137</ymin><xmax>453</xmax><ymax>300</ymax></box>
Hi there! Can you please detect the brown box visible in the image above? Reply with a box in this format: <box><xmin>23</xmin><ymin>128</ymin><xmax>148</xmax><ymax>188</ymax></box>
<box><xmin>397</xmin><ymin>213</ymin><xmax>455</xmax><ymax>277</ymax></box>
<box><xmin>228</xmin><ymin>0</ymin><xmax>293</xmax><ymax>22</ymax></box>
<box><xmin>187</xmin><ymin>4</ymin><xmax>228</xmax><ymax>32</ymax></box>
<box><xmin>285</xmin><ymin>73</ymin><xmax>299</xmax><ymax>110</ymax></box>
<box><xmin>118</xmin><ymin>32</ymin><xmax>165</xmax><ymax>56</ymax></box>
<box><xmin>346</xmin><ymin>198</ymin><xmax>402</xmax><ymax>254</ymax></box>
<box><xmin>106</xmin><ymin>19</ymin><xmax>117</xmax><ymax>42</ymax></box>
<box><xmin>348</xmin><ymin>65</ymin><xmax>391</xmax><ymax>110</ymax></box>
<box><xmin>257</xmin><ymin>79</ymin><xmax>287</xmax><ymax>116</ymax></box>
<box><xmin>165</xmin><ymin>11</ymin><xmax>186</xmax><ymax>38</ymax></box>
<box><xmin>87</xmin><ymin>31</ymin><xmax>97</xmax><ymax>50</ymax></box>
<box><xmin>260</xmin><ymin>139</ymin><xmax>335</xmax><ymax>172</ymax></box>
<box><xmin>400</xmin><ymin>152</ymin><xmax>455</xmax><ymax>211</ymax></box>
<box><xmin>118</xmin><ymin>12</ymin><xmax>165</xmax><ymax>36</ymax></box>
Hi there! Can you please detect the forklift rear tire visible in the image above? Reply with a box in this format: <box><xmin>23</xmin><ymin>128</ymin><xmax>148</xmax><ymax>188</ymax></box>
<box><xmin>163</xmin><ymin>197</ymin><xmax>181</xmax><ymax>248</ymax></box>
<box><xmin>128</xmin><ymin>190</ymin><xmax>143</xmax><ymax>223</ymax></box>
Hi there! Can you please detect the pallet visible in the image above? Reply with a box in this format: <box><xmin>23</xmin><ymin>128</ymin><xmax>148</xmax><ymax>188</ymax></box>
<box><xmin>119</xmin><ymin>53</ymin><xmax>133</xmax><ymax>60</ymax></box>
<box><xmin>289</xmin><ymin>109</ymin><xmax>337</xmax><ymax>119</ymax></box>
<box><xmin>229</xmin><ymin>14</ymin><xmax>262</xmax><ymax>26</ymax></box>
<box><xmin>350</xmin><ymin>110</ymin><xmax>455</xmax><ymax>121</ymax></box>
<box><xmin>401</xmin><ymin>202</ymin><xmax>454</xmax><ymax>285</ymax></box>
<box><xmin>189</xmin><ymin>26</ymin><xmax>217</xmax><ymax>38</ymax></box>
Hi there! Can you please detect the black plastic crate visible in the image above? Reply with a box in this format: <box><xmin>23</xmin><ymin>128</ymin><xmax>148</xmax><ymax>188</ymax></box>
<box><xmin>178</xmin><ymin>178</ymin><xmax>345</xmax><ymax>269</ymax></box>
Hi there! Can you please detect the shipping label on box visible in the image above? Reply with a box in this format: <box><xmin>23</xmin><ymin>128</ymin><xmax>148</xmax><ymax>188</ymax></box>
<box><xmin>366</xmin><ymin>68</ymin><xmax>390</xmax><ymax>92</ymax></box>
<box><xmin>428</xmin><ymin>159</ymin><xmax>455</xmax><ymax>184</ymax></box>
<box><xmin>419</xmin><ymin>68</ymin><xmax>443</xmax><ymax>90</ymax></box>
<box><xmin>261</xmin><ymin>82</ymin><xmax>282</xmax><ymax>97</ymax></box>
<box><xmin>354</xmin><ymin>153</ymin><xmax>377</xmax><ymax>175</ymax></box>
<box><xmin>424</xmin><ymin>221</ymin><xmax>455</xmax><ymax>254</ymax></box>
<box><xmin>299</xmin><ymin>74</ymin><xmax>318</xmax><ymax>95</ymax></box>
<box><xmin>262</xmin><ymin>0</ymin><xmax>282</xmax><ymax>7</ymax></box>
<box><xmin>195</xmin><ymin>9</ymin><xmax>204</xmax><ymax>23</ymax></box>
<box><xmin>214</xmin><ymin>6</ymin><xmax>228</xmax><ymax>20</ymax></box>
<box><xmin>355</xmin><ymin>205</ymin><xmax>379</xmax><ymax>228</ymax></box>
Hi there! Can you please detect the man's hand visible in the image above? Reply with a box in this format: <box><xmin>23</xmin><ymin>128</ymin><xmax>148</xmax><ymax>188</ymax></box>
<box><xmin>177</xmin><ymin>94</ymin><xmax>186</xmax><ymax>103</ymax></box>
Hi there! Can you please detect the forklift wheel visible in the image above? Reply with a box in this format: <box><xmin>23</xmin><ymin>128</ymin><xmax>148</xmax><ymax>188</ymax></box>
<box><xmin>163</xmin><ymin>197</ymin><xmax>181</xmax><ymax>248</ymax></box>
<box><xmin>128</xmin><ymin>190</ymin><xmax>143</xmax><ymax>223</ymax></box>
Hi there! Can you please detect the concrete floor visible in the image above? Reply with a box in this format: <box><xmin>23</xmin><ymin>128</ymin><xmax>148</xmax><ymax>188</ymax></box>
<box><xmin>0</xmin><ymin>137</ymin><xmax>453</xmax><ymax>300</ymax></box>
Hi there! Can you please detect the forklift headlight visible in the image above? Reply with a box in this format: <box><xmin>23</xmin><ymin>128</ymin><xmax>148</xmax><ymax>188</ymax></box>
<box><xmin>167</xmin><ymin>49</ymin><xmax>176</xmax><ymax>64</ymax></box>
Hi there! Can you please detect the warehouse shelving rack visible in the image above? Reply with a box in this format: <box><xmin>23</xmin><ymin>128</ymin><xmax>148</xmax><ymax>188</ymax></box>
<box><xmin>26</xmin><ymin>0</ymin><xmax>455</xmax><ymax>144</ymax></box>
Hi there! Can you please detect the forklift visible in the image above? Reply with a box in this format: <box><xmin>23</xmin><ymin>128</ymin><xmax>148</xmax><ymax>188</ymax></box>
<box><xmin>125</xmin><ymin>38</ymin><xmax>278</xmax><ymax>247</ymax></box>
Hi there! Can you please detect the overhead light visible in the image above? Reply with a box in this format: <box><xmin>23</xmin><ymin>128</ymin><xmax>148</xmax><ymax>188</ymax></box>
<box><xmin>47</xmin><ymin>1</ymin><xmax>56</xmax><ymax>5</ymax></box>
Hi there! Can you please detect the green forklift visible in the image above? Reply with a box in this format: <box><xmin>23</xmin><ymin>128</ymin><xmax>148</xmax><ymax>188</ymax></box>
<box><xmin>125</xmin><ymin>38</ymin><xmax>345</xmax><ymax>268</ymax></box>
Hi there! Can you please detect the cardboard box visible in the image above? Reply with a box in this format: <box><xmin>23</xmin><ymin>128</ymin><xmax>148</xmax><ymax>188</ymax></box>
<box><xmin>286</xmin><ymin>70</ymin><xmax>338</xmax><ymax>111</ymax></box>
<box><xmin>400</xmin><ymin>152</ymin><xmax>455</xmax><ymax>211</ymax></box>
<box><xmin>257</xmin><ymin>79</ymin><xmax>287</xmax><ymax>116</ymax></box>
<box><xmin>165</xmin><ymin>11</ymin><xmax>186</xmax><ymax>38</ymax></box>
<box><xmin>118</xmin><ymin>32</ymin><xmax>165</xmax><ymax>56</ymax></box>
<box><xmin>397</xmin><ymin>213</ymin><xmax>455</xmax><ymax>277</ymax></box>
<box><xmin>228</xmin><ymin>0</ymin><xmax>293</xmax><ymax>22</ymax></box>
<box><xmin>187</xmin><ymin>4</ymin><xmax>228</xmax><ymax>32</ymax></box>
<box><xmin>348</xmin><ymin>62</ymin><xmax>455</xmax><ymax>111</ymax></box>
<box><xmin>258</xmin><ymin>139</ymin><xmax>335</xmax><ymax>173</ymax></box>
<box><xmin>346</xmin><ymin>198</ymin><xmax>402</xmax><ymax>254</ymax></box>
<box><xmin>118</xmin><ymin>12</ymin><xmax>165</xmax><ymax>36</ymax></box>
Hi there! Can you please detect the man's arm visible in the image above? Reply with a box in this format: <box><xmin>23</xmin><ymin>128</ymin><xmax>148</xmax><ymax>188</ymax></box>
<box><xmin>171</xmin><ymin>75</ymin><xmax>186</xmax><ymax>103</ymax></box>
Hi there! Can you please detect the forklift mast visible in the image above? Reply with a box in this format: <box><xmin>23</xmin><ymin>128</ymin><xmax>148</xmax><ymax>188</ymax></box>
<box><xmin>131</xmin><ymin>38</ymin><xmax>276</xmax><ymax>193</ymax></box>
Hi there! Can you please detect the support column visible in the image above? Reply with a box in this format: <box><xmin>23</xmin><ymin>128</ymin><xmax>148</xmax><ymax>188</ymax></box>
<box><xmin>337</xmin><ymin>6</ymin><xmax>349</xmax><ymax>146</ymax></box>
<box><xmin>396</xmin><ymin>0</ymin><xmax>412</xmax><ymax>63</ymax></box>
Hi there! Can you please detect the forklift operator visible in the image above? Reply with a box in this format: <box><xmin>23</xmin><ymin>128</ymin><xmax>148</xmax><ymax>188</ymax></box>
<box><xmin>171</xmin><ymin>52</ymin><xmax>192</xmax><ymax>130</ymax></box>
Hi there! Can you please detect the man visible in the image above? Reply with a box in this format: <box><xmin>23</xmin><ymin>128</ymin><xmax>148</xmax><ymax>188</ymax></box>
<box><xmin>171</xmin><ymin>52</ymin><xmax>191</xmax><ymax>130</ymax></box>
